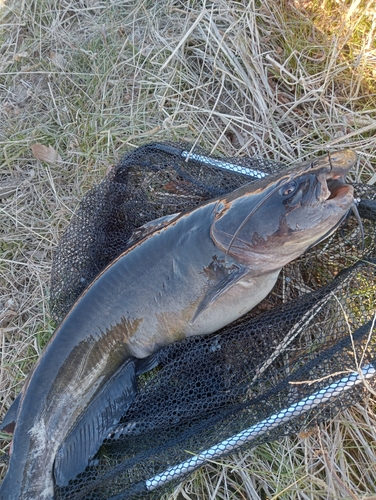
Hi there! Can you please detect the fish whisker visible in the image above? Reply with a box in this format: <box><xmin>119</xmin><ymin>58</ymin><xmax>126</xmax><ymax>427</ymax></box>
<box><xmin>340</xmin><ymin>199</ymin><xmax>365</xmax><ymax>251</ymax></box>
<box><xmin>225</xmin><ymin>180</ymin><xmax>290</xmax><ymax>258</ymax></box>
<box><xmin>351</xmin><ymin>200</ymin><xmax>365</xmax><ymax>251</ymax></box>
<box><xmin>328</xmin><ymin>151</ymin><xmax>333</xmax><ymax>173</ymax></box>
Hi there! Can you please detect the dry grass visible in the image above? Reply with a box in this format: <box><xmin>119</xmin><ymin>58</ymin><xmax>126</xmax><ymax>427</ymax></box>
<box><xmin>168</xmin><ymin>402</ymin><xmax>376</xmax><ymax>499</ymax></box>
<box><xmin>0</xmin><ymin>0</ymin><xmax>376</xmax><ymax>497</ymax></box>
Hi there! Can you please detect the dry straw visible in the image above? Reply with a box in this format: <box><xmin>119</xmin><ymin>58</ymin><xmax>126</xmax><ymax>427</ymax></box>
<box><xmin>0</xmin><ymin>0</ymin><xmax>375</xmax><ymax>498</ymax></box>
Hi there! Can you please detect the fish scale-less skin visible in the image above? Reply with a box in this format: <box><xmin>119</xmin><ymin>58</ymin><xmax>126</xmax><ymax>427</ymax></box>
<box><xmin>0</xmin><ymin>151</ymin><xmax>355</xmax><ymax>500</ymax></box>
<box><xmin>1</xmin><ymin>204</ymin><xmax>265</xmax><ymax>499</ymax></box>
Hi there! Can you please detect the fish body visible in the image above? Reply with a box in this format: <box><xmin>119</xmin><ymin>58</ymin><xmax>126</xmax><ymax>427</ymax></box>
<box><xmin>0</xmin><ymin>150</ymin><xmax>356</xmax><ymax>499</ymax></box>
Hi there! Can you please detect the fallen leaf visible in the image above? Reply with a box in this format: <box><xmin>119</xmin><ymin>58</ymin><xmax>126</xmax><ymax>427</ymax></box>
<box><xmin>31</xmin><ymin>143</ymin><xmax>62</xmax><ymax>164</ymax></box>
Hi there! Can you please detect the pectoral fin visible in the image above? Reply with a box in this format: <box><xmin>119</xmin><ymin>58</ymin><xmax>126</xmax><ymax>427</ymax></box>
<box><xmin>191</xmin><ymin>266</ymin><xmax>248</xmax><ymax>323</ymax></box>
<box><xmin>54</xmin><ymin>358</ymin><xmax>137</xmax><ymax>487</ymax></box>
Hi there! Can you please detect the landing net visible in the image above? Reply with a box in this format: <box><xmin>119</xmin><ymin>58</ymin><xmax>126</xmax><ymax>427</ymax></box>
<box><xmin>49</xmin><ymin>142</ymin><xmax>376</xmax><ymax>499</ymax></box>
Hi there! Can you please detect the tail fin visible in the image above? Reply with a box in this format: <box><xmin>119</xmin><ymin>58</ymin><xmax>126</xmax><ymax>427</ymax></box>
<box><xmin>0</xmin><ymin>393</ymin><xmax>21</xmax><ymax>434</ymax></box>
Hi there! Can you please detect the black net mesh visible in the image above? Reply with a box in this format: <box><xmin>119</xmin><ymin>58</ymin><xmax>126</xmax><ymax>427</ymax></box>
<box><xmin>48</xmin><ymin>142</ymin><xmax>376</xmax><ymax>499</ymax></box>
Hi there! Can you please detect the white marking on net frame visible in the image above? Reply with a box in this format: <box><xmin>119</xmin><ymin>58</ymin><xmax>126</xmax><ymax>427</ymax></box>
<box><xmin>181</xmin><ymin>151</ymin><xmax>267</xmax><ymax>179</ymax></box>
<box><xmin>145</xmin><ymin>363</ymin><xmax>376</xmax><ymax>490</ymax></box>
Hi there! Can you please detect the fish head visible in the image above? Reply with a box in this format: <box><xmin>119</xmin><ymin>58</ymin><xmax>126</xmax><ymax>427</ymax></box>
<box><xmin>211</xmin><ymin>150</ymin><xmax>356</xmax><ymax>270</ymax></box>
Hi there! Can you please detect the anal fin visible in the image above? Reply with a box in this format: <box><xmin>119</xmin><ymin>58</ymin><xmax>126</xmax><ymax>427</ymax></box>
<box><xmin>136</xmin><ymin>352</ymin><xmax>160</xmax><ymax>375</ymax></box>
<box><xmin>54</xmin><ymin>358</ymin><xmax>137</xmax><ymax>487</ymax></box>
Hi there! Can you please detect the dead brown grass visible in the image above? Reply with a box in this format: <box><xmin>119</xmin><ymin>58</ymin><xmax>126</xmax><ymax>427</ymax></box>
<box><xmin>0</xmin><ymin>0</ymin><xmax>375</xmax><ymax>497</ymax></box>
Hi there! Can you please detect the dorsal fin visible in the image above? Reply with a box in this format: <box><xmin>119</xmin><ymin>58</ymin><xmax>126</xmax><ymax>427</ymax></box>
<box><xmin>127</xmin><ymin>213</ymin><xmax>179</xmax><ymax>246</ymax></box>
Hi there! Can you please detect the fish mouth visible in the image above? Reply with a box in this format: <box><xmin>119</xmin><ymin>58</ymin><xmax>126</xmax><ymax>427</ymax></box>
<box><xmin>315</xmin><ymin>150</ymin><xmax>356</xmax><ymax>207</ymax></box>
<box><xmin>325</xmin><ymin>175</ymin><xmax>354</xmax><ymax>210</ymax></box>
<box><xmin>327</xmin><ymin>179</ymin><xmax>352</xmax><ymax>201</ymax></box>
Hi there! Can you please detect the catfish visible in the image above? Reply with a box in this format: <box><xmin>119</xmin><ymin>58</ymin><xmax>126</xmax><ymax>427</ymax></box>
<box><xmin>0</xmin><ymin>150</ymin><xmax>356</xmax><ymax>499</ymax></box>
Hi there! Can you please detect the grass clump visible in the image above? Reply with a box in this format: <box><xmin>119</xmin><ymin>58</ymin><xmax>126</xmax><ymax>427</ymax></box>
<box><xmin>0</xmin><ymin>0</ymin><xmax>375</xmax><ymax>497</ymax></box>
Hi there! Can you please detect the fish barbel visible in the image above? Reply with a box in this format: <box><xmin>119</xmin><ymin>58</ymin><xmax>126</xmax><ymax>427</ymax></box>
<box><xmin>0</xmin><ymin>150</ymin><xmax>356</xmax><ymax>499</ymax></box>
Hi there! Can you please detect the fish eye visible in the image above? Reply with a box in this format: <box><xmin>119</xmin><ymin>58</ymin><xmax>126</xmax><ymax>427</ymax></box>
<box><xmin>279</xmin><ymin>181</ymin><xmax>297</xmax><ymax>196</ymax></box>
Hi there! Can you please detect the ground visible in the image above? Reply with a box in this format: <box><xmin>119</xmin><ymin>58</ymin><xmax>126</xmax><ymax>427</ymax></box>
<box><xmin>0</xmin><ymin>0</ymin><xmax>376</xmax><ymax>498</ymax></box>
